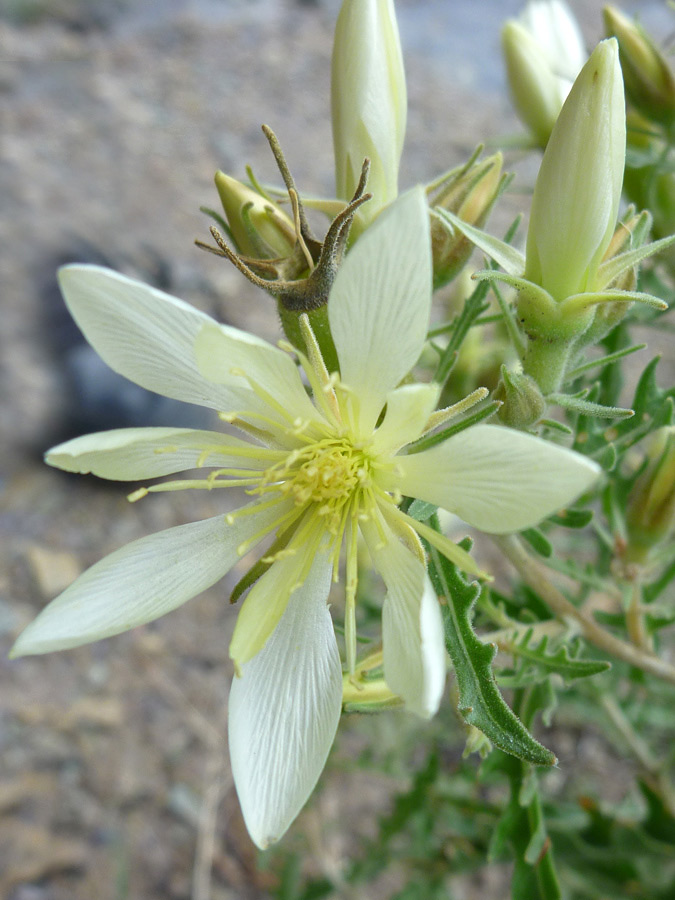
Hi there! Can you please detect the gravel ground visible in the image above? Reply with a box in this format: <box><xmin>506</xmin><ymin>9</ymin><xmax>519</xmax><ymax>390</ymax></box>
<box><xmin>0</xmin><ymin>1</ymin><xmax>670</xmax><ymax>898</ymax></box>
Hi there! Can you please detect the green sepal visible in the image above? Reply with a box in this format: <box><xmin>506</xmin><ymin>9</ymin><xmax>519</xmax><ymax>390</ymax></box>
<box><xmin>595</xmin><ymin>232</ymin><xmax>675</xmax><ymax>289</ymax></box>
<box><xmin>548</xmin><ymin>392</ymin><xmax>634</xmax><ymax>419</ymax></box>
<box><xmin>562</xmin><ymin>289</ymin><xmax>668</xmax><ymax>316</ymax></box>
<box><xmin>435</xmin><ymin>208</ymin><xmax>526</xmax><ymax>276</ymax></box>
<box><xmin>425</xmin><ymin>530</ymin><xmax>556</xmax><ymax>766</ymax></box>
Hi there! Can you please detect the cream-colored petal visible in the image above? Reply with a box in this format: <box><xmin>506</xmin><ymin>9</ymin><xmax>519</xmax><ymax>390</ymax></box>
<box><xmin>194</xmin><ymin>322</ymin><xmax>326</xmax><ymax>434</ymax></box>
<box><xmin>10</xmin><ymin>500</ymin><xmax>286</xmax><ymax>657</ymax></box>
<box><xmin>229</xmin><ymin>536</ymin><xmax>324</xmax><ymax>669</ymax></box>
<box><xmin>228</xmin><ymin>551</ymin><xmax>341</xmax><ymax>849</ymax></box>
<box><xmin>388</xmin><ymin>424</ymin><xmax>600</xmax><ymax>534</ymax></box>
<box><xmin>57</xmin><ymin>265</ymin><xmax>271</xmax><ymax>416</ymax></box>
<box><xmin>370</xmin><ymin>383</ymin><xmax>440</xmax><ymax>457</ymax></box>
<box><xmin>361</xmin><ymin>514</ymin><xmax>446</xmax><ymax>718</ymax></box>
<box><xmin>46</xmin><ymin>427</ymin><xmax>277</xmax><ymax>481</ymax></box>
<box><xmin>328</xmin><ymin>189</ymin><xmax>432</xmax><ymax>437</ymax></box>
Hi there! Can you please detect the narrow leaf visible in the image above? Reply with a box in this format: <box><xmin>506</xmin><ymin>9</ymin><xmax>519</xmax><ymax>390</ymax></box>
<box><xmin>548</xmin><ymin>393</ymin><xmax>634</xmax><ymax>419</ymax></box>
<box><xmin>596</xmin><ymin>232</ymin><xmax>675</xmax><ymax>289</ymax></box>
<box><xmin>434</xmin><ymin>208</ymin><xmax>526</xmax><ymax>275</ymax></box>
<box><xmin>425</xmin><ymin>533</ymin><xmax>556</xmax><ymax>766</ymax></box>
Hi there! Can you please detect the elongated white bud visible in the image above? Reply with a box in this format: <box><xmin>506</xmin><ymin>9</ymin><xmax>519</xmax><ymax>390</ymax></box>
<box><xmin>331</xmin><ymin>0</ymin><xmax>406</xmax><ymax>225</ymax></box>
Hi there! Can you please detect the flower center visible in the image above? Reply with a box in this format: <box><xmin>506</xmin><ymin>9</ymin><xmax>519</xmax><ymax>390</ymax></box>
<box><xmin>256</xmin><ymin>438</ymin><xmax>372</xmax><ymax>533</ymax></box>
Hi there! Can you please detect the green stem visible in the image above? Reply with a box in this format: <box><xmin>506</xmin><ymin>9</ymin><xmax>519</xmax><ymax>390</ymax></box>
<box><xmin>521</xmin><ymin>336</ymin><xmax>572</xmax><ymax>395</ymax></box>
<box><xmin>493</xmin><ymin>534</ymin><xmax>675</xmax><ymax>685</ymax></box>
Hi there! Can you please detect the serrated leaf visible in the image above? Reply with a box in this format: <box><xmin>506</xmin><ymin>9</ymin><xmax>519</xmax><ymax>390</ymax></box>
<box><xmin>425</xmin><ymin>539</ymin><xmax>556</xmax><ymax>766</ymax></box>
<box><xmin>504</xmin><ymin>630</ymin><xmax>611</xmax><ymax>682</ymax></box>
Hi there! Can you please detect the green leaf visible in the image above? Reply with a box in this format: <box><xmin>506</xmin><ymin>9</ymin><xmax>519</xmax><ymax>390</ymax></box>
<box><xmin>644</xmin><ymin>557</ymin><xmax>675</xmax><ymax>604</ymax></box>
<box><xmin>433</xmin><ymin>278</ymin><xmax>491</xmax><ymax>384</ymax></box>
<box><xmin>595</xmin><ymin>232</ymin><xmax>675</xmax><ymax>290</ymax></box>
<box><xmin>434</xmin><ymin>207</ymin><xmax>526</xmax><ymax>276</ymax></box>
<box><xmin>425</xmin><ymin>532</ymin><xmax>556</xmax><ymax>766</ymax></box>
<box><xmin>406</xmin><ymin>499</ymin><xmax>437</xmax><ymax>522</ymax></box>
<box><xmin>549</xmin><ymin>508</ymin><xmax>594</xmax><ymax>528</ymax></box>
<box><xmin>406</xmin><ymin>400</ymin><xmax>501</xmax><ymax>454</ymax></box>
<box><xmin>503</xmin><ymin>629</ymin><xmax>611</xmax><ymax>682</ymax></box>
<box><xmin>521</xmin><ymin>528</ymin><xmax>553</xmax><ymax>558</ymax></box>
<box><xmin>548</xmin><ymin>392</ymin><xmax>634</xmax><ymax>418</ymax></box>
<box><xmin>566</xmin><ymin>343</ymin><xmax>647</xmax><ymax>380</ymax></box>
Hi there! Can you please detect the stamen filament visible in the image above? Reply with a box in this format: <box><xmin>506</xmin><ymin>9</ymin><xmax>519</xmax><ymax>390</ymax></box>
<box><xmin>423</xmin><ymin>387</ymin><xmax>489</xmax><ymax>434</ymax></box>
<box><xmin>345</xmin><ymin>509</ymin><xmax>360</xmax><ymax>675</ymax></box>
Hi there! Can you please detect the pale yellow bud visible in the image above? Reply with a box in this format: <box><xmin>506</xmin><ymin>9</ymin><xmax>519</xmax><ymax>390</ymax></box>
<box><xmin>331</xmin><ymin>0</ymin><xmax>406</xmax><ymax>225</ymax></box>
<box><xmin>604</xmin><ymin>5</ymin><xmax>675</xmax><ymax>125</ymax></box>
<box><xmin>502</xmin><ymin>0</ymin><xmax>586</xmax><ymax>146</ymax></box>
<box><xmin>214</xmin><ymin>171</ymin><xmax>296</xmax><ymax>259</ymax></box>
<box><xmin>525</xmin><ymin>39</ymin><xmax>625</xmax><ymax>302</ymax></box>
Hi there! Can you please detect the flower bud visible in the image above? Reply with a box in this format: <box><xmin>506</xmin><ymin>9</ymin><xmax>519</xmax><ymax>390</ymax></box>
<box><xmin>626</xmin><ymin>427</ymin><xmax>675</xmax><ymax>564</ymax></box>
<box><xmin>524</xmin><ymin>39</ymin><xmax>625</xmax><ymax>302</ymax></box>
<box><xmin>502</xmin><ymin>21</ymin><xmax>568</xmax><ymax>148</ymax></box>
<box><xmin>494</xmin><ymin>366</ymin><xmax>546</xmax><ymax>429</ymax></box>
<box><xmin>429</xmin><ymin>152</ymin><xmax>504</xmax><ymax>289</ymax></box>
<box><xmin>603</xmin><ymin>5</ymin><xmax>675</xmax><ymax>126</ymax></box>
<box><xmin>502</xmin><ymin>0</ymin><xmax>586</xmax><ymax>147</ymax></box>
<box><xmin>214</xmin><ymin>171</ymin><xmax>297</xmax><ymax>259</ymax></box>
<box><xmin>331</xmin><ymin>0</ymin><xmax>407</xmax><ymax>226</ymax></box>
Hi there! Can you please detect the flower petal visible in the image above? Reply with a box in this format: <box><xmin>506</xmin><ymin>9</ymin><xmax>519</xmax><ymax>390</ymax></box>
<box><xmin>229</xmin><ymin>536</ymin><xmax>322</xmax><ymax>669</ymax></box>
<box><xmin>228</xmin><ymin>551</ymin><xmax>341</xmax><ymax>849</ymax></box>
<box><xmin>10</xmin><ymin>500</ymin><xmax>287</xmax><ymax>657</ymax></box>
<box><xmin>361</xmin><ymin>513</ymin><xmax>446</xmax><ymax>718</ymax></box>
<box><xmin>57</xmin><ymin>265</ymin><xmax>277</xmax><ymax>416</ymax></box>
<box><xmin>389</xmin><ymin>424</ymin><xmax>601</xmax><ymax>534</ymax></box>
<box><xmin>328</xmin><ymin>188</ymin><xmax>432</xmax><ymax>437</ymax></box>
<box><xmin>45</xmin><ymin>427</ymin><xmax>277</xmax><ymax>480</ymax></box>
<box><xmin>194</xmin><ymin>322</ymin><xmax>326</xmax><ymax>433</ymax></box>
<box><xmin>370</xmin><ymin>382</ymin><xmax>440</xmax><ymax>456</ymax></box>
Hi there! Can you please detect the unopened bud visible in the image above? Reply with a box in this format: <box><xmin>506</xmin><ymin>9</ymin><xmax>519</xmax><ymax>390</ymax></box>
<box><xmin>502</xmin><ymin>0</ymin><xmax>586</xmax><ymax>146</ymax></box>
<box><xmin>494</xmin><ymin>366</ymin><xmax>546</xmax><ymax>429</ymax></box>
<box><xmin>332</xmin><ymin>0</ymin><xmax>407</xmax><ymax>226</ymax></box>
<box><xmin>502</xmin><ymin>21</ymin><xmax>567</xmax><ymax>147</ymax></box>
<box><xmin>214</xmin><ymin>171</ymin><xmax>296</xmax><ymax>259</ymax></box>
<box><xmin>525</xmin><ymin>39</ymin><xmax>625</xmax><ymax>302</ymax></box>
<box><xmin>626</xmin><ymin>427</ymin><xmax>675</xmax><ymax>564</ymax></box>
<box><xmin>604</xmin><ymin>5</ymin><xmax>675</xmax><ymax>126</ymax></box>
<box><xmin>429</xmin><ymin>152</ymin><xmax>504</xmax><ymax>289</ymax></box>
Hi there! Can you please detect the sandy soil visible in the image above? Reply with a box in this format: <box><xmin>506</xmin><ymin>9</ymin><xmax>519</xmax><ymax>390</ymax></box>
<box><xmin>0</xmin><ymin>1</ymin><xmax>667</xmax><ymax>897</ymax></box>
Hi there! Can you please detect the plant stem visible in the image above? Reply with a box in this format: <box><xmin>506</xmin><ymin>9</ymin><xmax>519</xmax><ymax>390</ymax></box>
<box><xmin>599</xmin><ymin>693</ymin><xmax>675</xmax><ymax>818</ymax></box>
<box><xmin>493</xmin><ymin>534</ymin><xmax>675</xmax><ymax>685</ymax></box>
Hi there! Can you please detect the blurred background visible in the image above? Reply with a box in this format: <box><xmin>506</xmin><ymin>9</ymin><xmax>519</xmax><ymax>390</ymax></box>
<box><xmin>0</xmin><ymin>1</ymin><xmax>671</xmax><ymax>897</ymax></box>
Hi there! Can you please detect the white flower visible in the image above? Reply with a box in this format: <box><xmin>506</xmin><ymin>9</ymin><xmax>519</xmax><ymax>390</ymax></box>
<box><xmin>10</xmin><ymin>189</ymin><xmax>600</xmax><ymax>848</ymax></box>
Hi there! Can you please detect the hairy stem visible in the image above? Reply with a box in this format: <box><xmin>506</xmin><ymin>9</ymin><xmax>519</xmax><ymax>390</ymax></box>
<box><xmin>493</xmin><ymin>534</ymin><xmax>675</xmax><ymax>685</ymax></box>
